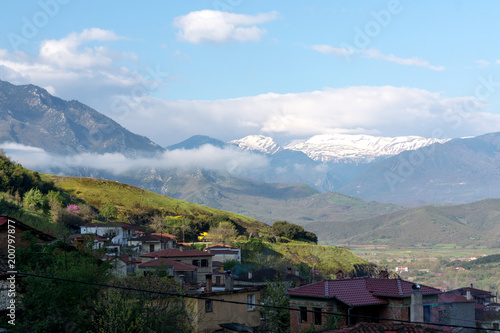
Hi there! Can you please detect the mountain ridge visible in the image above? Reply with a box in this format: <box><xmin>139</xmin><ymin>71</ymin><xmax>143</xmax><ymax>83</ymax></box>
<box><xmin>0</xmin><ymin>80</ymin><xmax>163</xmax><ymax>156</ymax></box>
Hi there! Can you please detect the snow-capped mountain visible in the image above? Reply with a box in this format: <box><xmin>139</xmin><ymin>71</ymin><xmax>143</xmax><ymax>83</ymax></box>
<box><xmin>284</xmin><ymin>134</ymin><xmax>451</xmax><ymax>163</ymax></box>
<box><xmin>228</xmin><ymin>135</ymin><xmax>282</xmax><ymax>154</ymax></box>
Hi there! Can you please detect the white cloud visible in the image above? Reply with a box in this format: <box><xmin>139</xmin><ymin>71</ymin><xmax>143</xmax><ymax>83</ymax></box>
<box><xmin>311</xmin><ymin>44</ymin><xmax>353</xmax><ymax>56</ymax></box>
<box><xmin>173</xmin><ymin>10</ymin><xmax>278</xmax><ymax>44</ymax></box>
<box><xmin>39</xmin><ymin>28</ymin><xmax>128</xmax><ymax>70</ymax></box>
<box><xmin>311</xmin><ymin>44</ymin><xmax>444</xmax><ymax>71</ymax></box>
<box><xmin>0</xmin><ymin>143</ymin><xmax>269</xmax><ymax>176</ymax></box>
<box><xmin>113</xmin><ymin>86</ymin><xmax>500</xmax><ymax>146</ymax></box>
<box><xmin>0</xmin><ymin>29</ymin><xmax>156</xmax><ymax>110</ymax></box>
<box><xmin>362</xmin><ymin>49</ymin><xmax>445</xmax><ymax>71</ymax></box>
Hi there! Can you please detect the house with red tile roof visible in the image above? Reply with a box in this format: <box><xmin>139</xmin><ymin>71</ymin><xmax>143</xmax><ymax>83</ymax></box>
<box><xmin>436</xmin><ymin>292</ymin><xmax>475</xmax><ymax>328</ymax></box>
<box><xmin>206</xmin><ymin>244</ymin><xmax>241</xmax><ymax>263</ymax></box>
<box><xmin>80</xmin><ymin>222</ymin><xmax>140</xmax><ymax>246</ymax></box>
<box><xmin>140</xmin><ymin>247</ymin><xmax>214</xmax><ymax>283</ymax></box>
<box><xmin>286</xmin><ymin>277</ymin><xmax>441</xmax><ymax>331</ymax></box>
<box><xmin>138</xmin><ymin>257</ymin><xmax>198</xmax><ymax>283</ymax></box>
<box><xmin>101</xmin><ymin>254</ymin><xmax>141</xmax><ymax>277</ymax></box>
<box><xmin>128</xmin><ymin>233</ymin><xmax>176</xmax><ymax>254</ymax></box>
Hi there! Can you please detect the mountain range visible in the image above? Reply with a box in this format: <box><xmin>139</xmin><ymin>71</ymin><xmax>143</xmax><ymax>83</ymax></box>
<box><xmin>2</xmin><ymin>79</ymin><xmax>500</xmax><ymax>244</ymax></box>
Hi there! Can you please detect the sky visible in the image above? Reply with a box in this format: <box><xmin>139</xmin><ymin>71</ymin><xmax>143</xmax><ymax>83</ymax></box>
<box><xmin>1</xmin><ymin>0</ymin><xmax>500</xmax><ymax>148</ymax></box>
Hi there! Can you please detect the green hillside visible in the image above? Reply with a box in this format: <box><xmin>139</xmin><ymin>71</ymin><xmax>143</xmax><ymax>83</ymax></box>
<box><xmin>43</xmin><ymin>174</ymin><xmax>272</xmax><ymax>238</ymax></box>
<box><xmin>305</xmin><ymin>200</ymin><xmax>500</xmax><ymax>247</ymax></box>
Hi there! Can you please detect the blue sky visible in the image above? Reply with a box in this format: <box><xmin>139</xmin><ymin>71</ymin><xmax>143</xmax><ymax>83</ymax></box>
<box><xmin>1</xmin><ymin>0</ymin><xmax>500</xmax><ymax>146</ymax></box>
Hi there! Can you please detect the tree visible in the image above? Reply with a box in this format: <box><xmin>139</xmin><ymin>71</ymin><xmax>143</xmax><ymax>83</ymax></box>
<box><xmin>22</xmin><ymin>187</ymin><xmax>44</xmax><ymax>211</ymax></box>
<box><xmin>101</xmin><ymin>203</ymin><xmax>118</xmax><ymax>222</ymax></box>
<box><xmin>206</xmin><ymin>221</ymin><xmax>238</xmax><ymax>244</ymax></box>
<box><xmin>260</xmin><ymin>279</ymin><xmax>290</xmax><ymax>333</ymax></box>
<box><xmin>89</xmin><ymin>276</ymin><xmax>192</xmax><ymax>333</ymax></box>
<box><xmin>16</xmin><ymin>232</ymin><xmax>111</xmax><ymax>332</ymax></box>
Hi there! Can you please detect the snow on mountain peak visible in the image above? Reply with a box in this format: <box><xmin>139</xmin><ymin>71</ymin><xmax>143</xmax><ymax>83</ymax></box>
<box><xmin>229</xmin><ymin>135</ymin><xmax>282</xmax><ymax>154</ymax></box>
<box><xmin>284</xmin><ymin>133</ymin><xmax>450</xmax><ymax>163</ymax></box>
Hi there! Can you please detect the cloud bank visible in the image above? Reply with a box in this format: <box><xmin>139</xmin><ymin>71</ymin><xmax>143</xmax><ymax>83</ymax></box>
<box><xmin>1</xmin><ymin>143</ymin><xmax>268</xmax><ymax>176</ymax></box>
<box><xmin>114</xmin><ymin>86</ymin><xmax>500</xmax><ymax>146</ymax></box>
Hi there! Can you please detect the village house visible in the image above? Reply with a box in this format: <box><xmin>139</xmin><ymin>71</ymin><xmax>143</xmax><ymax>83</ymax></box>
<box><xmin>286</xmin><ymin>277</ymin><xmax>441</xmax><ymax>332</ymax></box>
<box><xmin>436</xmin><ymin>292</ymin><xmax>476</xmax><ymax>328</ymax></box>
<box><xmin>102</xmin><ymin>254</ymin><xmax>141</xmax><ymax>277</ymax></box>
<box><xmin>395</xmin><ymin>266</ymin><xmax>409</xmax><ymax>273</ymax></box>
<box><xmin>137</xmin><ymin>257</ymin><xmax>198</xmax><ymax>283</ymax></box>
<box><xmin>80</xmin><ymin>222</ymin><xmax>139</xmax><ymax>246</ymax></box>
<box><xmin>70</xmin><ymin>233</ymin><xmax>108</xmax><ymax>250</ymax></box>
<box><xmin>140</xmin><ymin>247</ymin><xmax>214</xmax><ymax>283</ymax></box>
<box><xmin>186</xmin><ymin>273</ymin><xmax>263</xmax><ymax>333</ymax></box>
<box><xmin>448</xmin><ymin>285</ymin><xmax>500</xmax><ymax>330</ymax></box>
<box><xmin>205</xmin><ymin>244</ymin><xmax>241</xmax><ymax>263</ymax></box>
<box><xmin>128</xmin><ymin>232</ymin><xmax>176</xmax><ymax>254</ymax></box>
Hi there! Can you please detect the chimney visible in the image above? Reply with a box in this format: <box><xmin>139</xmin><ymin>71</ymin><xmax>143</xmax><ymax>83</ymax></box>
<box><xmin>205</xmin><ymin>274</ymin><xmax>213</xmax><ymax>293</ymax></box>
<box><xmin>295</xmin><ymin>269</ymin><xmax>300</xmax><ymax>277</ymax></box>
<box><xmin>466</xmin><ymin>290</ymin><xmax>472</xmax><ymax>300</ymax></box>
<box><xmin>225</xmin><ymin>271</ymin><xmax>233</xmax><ymax>291</ymax></box>
<box><xmin>410</xmin><ymin>284</ymin><xmax>423</xmax><ymax>323</ymax></box>
<box><xmin>248</xmin><ymin>271</ymin><xmax>253</xmax><ymax>279</ymax></box>
<box><xmin>179</xmin><ymin>246</ymin><xmax>183</xmax><ymax>252</ymax></box>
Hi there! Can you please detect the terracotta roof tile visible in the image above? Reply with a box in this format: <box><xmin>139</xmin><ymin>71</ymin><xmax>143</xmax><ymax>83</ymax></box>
<box><xmin>287</xmin><ymin>277</ymin><xmax>440</xmax><ymax>307</ymax></box>
<box><xmin>138</xmin><ymin>258</ymin><xmax>197</xmax><ymax>271</ymax></box>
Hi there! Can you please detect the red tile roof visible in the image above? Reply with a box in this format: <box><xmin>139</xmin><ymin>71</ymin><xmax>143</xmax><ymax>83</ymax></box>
<box><xmin>287</xmin><ymin>277</ymin><xmax>440</xmax><ymax>307</ymax></box>
<box><xmin>152</xmin><ymin>232</ymin><xmax>177</xmax><ymax>239</ymax></box>
<box><xmin>0</xmin><ymin>215</ymin><xmax>56</xmax><ymax>241</ymax></box>
<box><xmin>138</xmin><ymin>258</ymin><xmax>197</xmax><ymax>271</ymax></box>
<box><xmin>438</xmin><ymin>292</ymin><xmax>475</xmax><ymax>303</ymax></box>
<box><xmin>140</xmin><ymin>248</ymin><xmax>214</xmax><ymax>258</ymax></box>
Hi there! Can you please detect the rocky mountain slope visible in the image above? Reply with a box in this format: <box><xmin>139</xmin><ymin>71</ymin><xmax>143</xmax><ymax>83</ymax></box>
<box><xmin>0</xmin><ymin>80</ymin><xmax>163</xmax><ymax>156</ymax></box>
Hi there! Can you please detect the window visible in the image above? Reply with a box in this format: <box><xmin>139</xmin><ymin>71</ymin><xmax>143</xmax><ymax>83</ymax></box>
<box><xmin>192</xmin><ymin>259</ymin><xmax>199</xmax><ymax>267</ymax></box>
<box><xmin>314</xmin><ymin>307</ymin><xmax>322</xmax><ymax>325</ymax></box>
<box><xmin>201</xmin><ymin>259</ymin><xmax>208</xmax><ymax>267</ymax></box>
<box><xmin>205</xmin><ymin>300</ymin><xmax>213</xmax><ymax>313</ymax></box>
<box><xmin>149</xmin><ymin>244</ymin><xmax>155</xmax><ymax>252</ymax></box>
<box><xmin>299</xmin><ymin>307</ymin><xmax>308</xmax><ymax>323</ymax></box>
<box><xmin>216</xmin><ymin>276</ymin><xmax>221</xmax><ymax>285</ymax></box>
<box><xmin>247</xmin><ymin>294</ymin><xmax>256</xmax><ymax>311</ymax></box>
